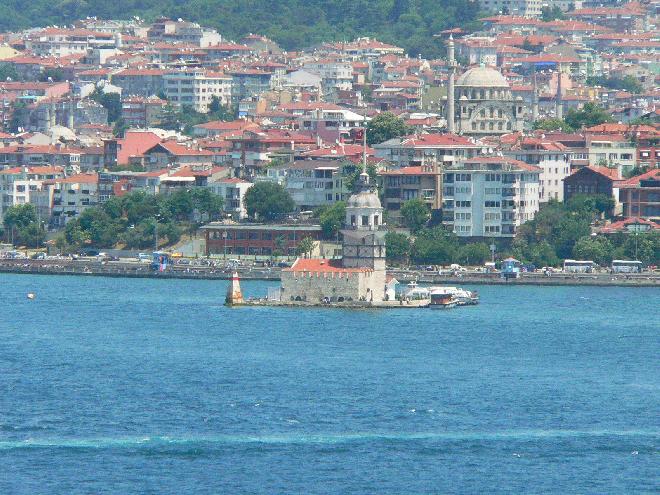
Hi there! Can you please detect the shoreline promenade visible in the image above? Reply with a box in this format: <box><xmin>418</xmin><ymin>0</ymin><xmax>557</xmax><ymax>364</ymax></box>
<box><xmin>1</xmin><ymin>259</ymin><xmax>659</xmax><ymax>287</ymax></box>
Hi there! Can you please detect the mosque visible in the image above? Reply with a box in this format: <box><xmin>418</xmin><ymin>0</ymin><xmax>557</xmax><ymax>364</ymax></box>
<box><xmin>445</xmin><ymin>37</ymin><xmax>525</xmax><ymax>137</ymax></box>
<box><xmin>279</xmin><ymin>170</ymin><xmax>388</xmax><ymax>304</ymax></box>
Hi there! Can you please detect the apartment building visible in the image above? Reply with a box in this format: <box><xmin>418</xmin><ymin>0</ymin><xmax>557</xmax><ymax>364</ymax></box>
<box><xmin>504</xmin><ymin>137</ymin><xmax>571</xmax><ymax>202</ymax></box>
<box><xmin>443</xmin><ymin>157</ymin><xmax>540</xmax><ymax>237</ymax></box>
<box><xmin>49</xmin><ymin>173</ymin><xmax>99</xmax><ymax>227</ymax></box>
<box><xmin>373</xmin><ymin>133</ymin><xmax>484</xmax><ymax>169</ymax></box>
<box><xmin>164</xmin><ymin>70</ymin><xmax>232</xmax><ymax>112</ymax></box>
<box><xmin>207</xmin><ymin>177</ymin><xmax>253</xmax><ymax>220</ymax></box>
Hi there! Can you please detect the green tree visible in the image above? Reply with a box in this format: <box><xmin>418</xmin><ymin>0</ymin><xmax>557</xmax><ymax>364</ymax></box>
<box><xmin>366</xmin><ymin>112</ymin><xmax>411</xmax><ymax>145</ymax></box>
<box><xmin>113</xmin><ymin>118</ymin><xmax>128</xmax><ymax>137</ymax></box>
<box><xmin>4</xmin><ymin>203</ymin><xmax>38</xmax><ymax>232</ymax></box>
<box><xmin>455</xmin><ymin>242</ymin><xmax>490</xmax><ymax>265</ymax></box>
<box><xmin>244</xmin><ymin>182</ymin><xmax>295</xmax><ymax>220</ymax></box>
<box><xmin>0</xmin><ymin>63</ymin><xmax>19</xmax><ymax>81</ymax></box>
<box><xmin>318</xmin><ymin>201</ymin><xmax>346</xmax><ymax>238</ymax></box>
<box><xmin>533</xmin><ymin>118</ymin><xmax>573</xmax><ymax>132</ymax></box>
<box><xmin>18</xmin><ymin>222</ymin><xmax>46</xmax><ymax>247</ymax></box>
<box><xmin>572</xmin><ymin>235</ymin><xmax>613</xmax><ymax>266</ymax></box>
<box><xmin>541</xmin><ymin>5</ymin><xmax>564</xmax><ymax>21</ymax></box>
<box><xmin>38</xmin><ymin>67</ymin><xmax>65</xmax><ymax>82</ymax></box>
<box><xmin>528</xmin><ymin>240</ymin><xmax>559</xmax><ymax>267</ymax></box>
<box><xmin>385</xmin><ymin>231</ymin><xmax>411</xmax><ymax>263</ymax></box>
<box><xmin>564</xmin><ymin>102</ymin><xmax>613</xmax><ymax>130</ymax></box>
<box><xmin>295</xmin><ymin>236</ymin><xmax>315</xmax><ymax>257</ymax></box>
<box><xmin>411</xmin><ymin>227</ymin><xmax>458</xmax><ymax>265</ymax></box>
<box><xmin>400</xmin><ymin>198</ymin><xmax>430</xmax><ymax>232</ymax></box>
<box><xmin>90</xmin><ymin>87</ymin><xmax>122</xmax><ymax>123</ymax></box>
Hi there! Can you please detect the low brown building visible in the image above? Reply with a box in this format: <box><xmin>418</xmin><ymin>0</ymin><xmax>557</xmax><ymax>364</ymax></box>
<box><xmin>201</xmin><ymin>223</ymin><xmax>322</xmax><ymax>257</ymax></box>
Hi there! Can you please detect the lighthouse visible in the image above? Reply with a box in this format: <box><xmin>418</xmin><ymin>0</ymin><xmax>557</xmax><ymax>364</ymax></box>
<box><xmin>225</xmin><ymin>272</ymin><xmax>243</xmax><ymax>305</ymax></box>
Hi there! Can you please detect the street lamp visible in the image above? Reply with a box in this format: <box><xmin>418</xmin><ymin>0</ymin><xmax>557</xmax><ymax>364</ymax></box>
<box><xmin>154</xmin><ymin>214</ymin><xmax>162</xmax><ymax>252</ymax></box>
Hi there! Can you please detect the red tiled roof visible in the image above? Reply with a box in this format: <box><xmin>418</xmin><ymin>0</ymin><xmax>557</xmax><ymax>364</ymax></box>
<box><xmin>284</xmin><ymin>258</ymin><xmax>372</xmax><ymax>273</ymax></box>
<box><xmin>600</xmin><ymin>217</ymin><xmax>659</xmax><ymax>234</ymax></box>
<box><xmin>617</xmin><ymin>168</ymin><xmax>660</xmax><ymax>187</ymax></box>
<box><xmin>54</xmin><ymin>173</ymin><xmax>98</xmax><ymax>184</ymax></box>
<box><xmin>117</xmin><ymin>131</ymin><xmax>162</xmax><ymax>165</ymax></box>
<box><xmin>585</xmin><ymin>166</ymin><xmax>621</xmax><ymax>180</ymax></box>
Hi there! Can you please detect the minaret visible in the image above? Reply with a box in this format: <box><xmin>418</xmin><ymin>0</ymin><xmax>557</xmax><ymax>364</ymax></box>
<box><xmin>68</xmin><ymin>98</ymin><xmax>75</xmax><ymax>130</ymax></box>
<box><xmin>555</xmin><ymin>68</ymin><xmax>563</xmax><ymax>120</ymax></box>
<box><xmin>447</xmin><ymin>35</ymin><xmax>456</xmax><ymax>134</ymax></box>
<box><xmin>532</xmin><ymin>66</ymin><xmax>539</xmax><ymax>122</ymax></box>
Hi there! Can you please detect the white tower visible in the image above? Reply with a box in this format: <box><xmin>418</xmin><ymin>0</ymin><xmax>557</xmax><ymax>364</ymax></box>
<box><xmin>341</xmin><ymin>172</ymin><xmax>386</xmax><ymax>273</ymax></box>
<box><xmin>447</xmin><ymin>35</ymin><xmax>456</xmax><ymax>133</ymax></box>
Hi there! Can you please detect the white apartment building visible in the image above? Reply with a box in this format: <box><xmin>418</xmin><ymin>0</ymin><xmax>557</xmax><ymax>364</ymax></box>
<box><xmin>164</xmin><ymin>70</ymin><xmax>232</xmax><ymax>113</ymax></box>
<box><xmin>374</xmin><ymin>133</ymin><xmax>485</xmax><ymax>169</ymax></box>
<box><xmin>50</xmin><ymin>174</ymin><xmax>99</xmax><ymax>227</ymax></box>
<box><xmin>302</xmin><ymin>60</ymin><xmax>353</xmax><ymax>96</ymax></box>
<box><xmin>25</xmin><ymin>28</ymin><xmax>116</xmax><ymax>57</ymax></box>
<box><xmin>504</xmin><ymin>139</ymin><xmax>571</xmax><ymax>202</ymax></box>
<box><xmin>0</xmin><ymin>166</ymin><xmax>64</xmax><ymax>219</ymax></box>
<box><xmin>443</xmin><ymin>157</ymin><xmax>540</xmax><ymax>238</ymax></box>
<box><xmin>207</xmin><ymin>178</ymin><xmax>252</xmax><ymax>220</ymax></box>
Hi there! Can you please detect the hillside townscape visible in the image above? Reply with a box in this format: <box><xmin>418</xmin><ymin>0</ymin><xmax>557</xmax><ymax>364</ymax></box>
<box><xmin>0</xmin><ymin>0</ymin><xmax>658</xmax><ymax>271</ymax></box>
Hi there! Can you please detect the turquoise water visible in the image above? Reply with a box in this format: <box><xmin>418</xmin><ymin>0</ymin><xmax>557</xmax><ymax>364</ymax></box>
<box><xmin>0</xmin><ymin>274</ymin><xmax>658</xmax><ymax>494</ymax></box>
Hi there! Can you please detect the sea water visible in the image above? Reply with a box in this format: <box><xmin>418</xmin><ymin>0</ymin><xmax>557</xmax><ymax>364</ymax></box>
<box><xmin>0</xmin><ymin>274</ymin><xmax>658</xmax><ymax>494</ymax></box>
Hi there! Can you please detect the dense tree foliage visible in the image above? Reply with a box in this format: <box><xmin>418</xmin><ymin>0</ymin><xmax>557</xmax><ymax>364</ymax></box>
<box><xmin>541</xmin><ymin>5</ymin><xmax>564</xmax><ymax>21</ymax></box>
<box><xmin>90</xmin><ymin>88</ymin><xmax>122</xmax><ymax>123</ymax></box>
<box><xmin>244</xmin><ymin>182</ymin><xmax>294</xmax><ymax>220</ymax></box>
<box><xmin>564</xmin><ymin>103</ymin><xmax>614</xmax><ymax>130</ymax></box>
<box><xmin>586</xmin><ymin>75</ymin><xmax>644</xmax><ymax>95</ymax></box>
<box><xmin>366</xmin><ymin>112</ymin><xmax>412</xmax><ymax>146</ymax></box>
<box><xmin>400</xmin><ymin>198</ymin><xmax>430</xmax><ymax>232</ymax></box>
<box><xmin>533</xmin><ymin>118</ymin><xmax>573</xmax><ymax>132</ymax></box>
<box><xmin>385</xmin><ymin>231</ymin><xmax>411</xmax><ymax>263</ymax></box>
<box><xmin>62</xmin><ymin>189</ymin><xmax>224</xmax><ymax>250</ymax></box>
<box><xmin>3</xmin><ymin>204</ymin><xmax>46</xmax><ymax>247</ymax></box>
<box><xmin>316</xmin><ymin>201</ymin><xmax>346</xmax><ymax>238</ymax></box>
<box><xmin>0</xmin><ymin>0</ymin><xmax>486</xmax><ymax>59</ymax></box>
<box><xmin>159</xmin><ymin>98</ymin><xmax>236</xmax><ymax>134</ymax></box>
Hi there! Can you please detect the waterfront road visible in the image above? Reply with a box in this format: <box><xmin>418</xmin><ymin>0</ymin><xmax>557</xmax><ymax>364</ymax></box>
<box><xmin>0</xmin><ymin>259</ymin><xmax>659</xmax><ymax>287</ymax></box>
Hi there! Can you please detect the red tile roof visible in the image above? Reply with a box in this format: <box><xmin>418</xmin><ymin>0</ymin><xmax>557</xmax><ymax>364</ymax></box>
<box><xmin>617</xmin><ymin>168</ymin><xmax>660</xmax><ymax>188</ymax></box>
<box><xmin>599</xmin><ymin>217</ymin><xmax>659</xmax><ymax>234</ymax></box>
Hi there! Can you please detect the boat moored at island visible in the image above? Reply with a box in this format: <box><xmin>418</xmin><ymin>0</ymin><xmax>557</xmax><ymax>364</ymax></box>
<box><xmin>429</xmin><ymin>290</ymin><xmax>458</xmax><ymax>309</ymax></box>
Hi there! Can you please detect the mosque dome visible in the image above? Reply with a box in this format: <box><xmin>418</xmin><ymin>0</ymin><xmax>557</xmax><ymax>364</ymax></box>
<box><xmin>347</xmin><ymin>190</ymin><xmax>382</xmax><ymax>209</ymax></box>
<box><xmin>456</xmin><ymin>66</ymin><xmax>509</xmax><ymax>88</ymax></box>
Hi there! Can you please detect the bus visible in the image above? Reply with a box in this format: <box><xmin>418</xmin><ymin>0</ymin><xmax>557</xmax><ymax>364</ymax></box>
<box><xmin>611</xmin><ymin>260</ymin><xmax>643</xmax><ymax>273</ymax></box>
<box><xmin>563</xmin><ymin>260</ymin><xmax>596</xmax><ymax>273</ymax></box>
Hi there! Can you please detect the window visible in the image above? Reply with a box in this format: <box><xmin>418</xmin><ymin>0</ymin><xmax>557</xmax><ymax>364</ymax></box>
<box><xmin>248</xmin><ymin>232</ymin><xmax>260</xmax><ymax>240</ymax></box>
<box><xmin>362</xmin><ymin>215</ymin><xmax>369</xmax><ymax>226</ymax></box>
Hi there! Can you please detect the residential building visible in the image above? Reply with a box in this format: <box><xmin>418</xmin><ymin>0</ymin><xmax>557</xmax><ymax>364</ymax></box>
<box><xmin>563</xmin><ymin>166</ymin><xmax>621</xmax><ymax>216</ymax></box>
<box><xmin>373</xmin><ymin>133</ymin><xmax>484</xmax><ymax>168</ymax></box>
<box><xmin>207</xmin><ymin>177</ymin><xmax>252</xmax><ymax>219</ymax></box>
<box><xmin>617</xmin><ymin>168</ymin><xmax>660</xmax><ymax>220</ymax></box>
<box><xmin>164</xmin><ymin>70</ymin><xmax>232</xmax><ymax>112</ymax></box>
<box><xmin>49</xmin><ymin>173</ymin><xmax>99</xmax><ymax>227</ymax></box>
<box><xmin>443</xmin><ymin>156</ymin><xmax>541</xmax><ymax>237</ymax></box>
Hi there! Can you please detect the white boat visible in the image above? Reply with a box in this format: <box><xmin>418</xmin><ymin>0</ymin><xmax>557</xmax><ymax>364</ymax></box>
<box><xmin>427</xmin><ymin>286</ymin><xmax>479</xmax><ymax>305</ymax></box>
<box><xmin>403</xmin><ymin>281</ymin><xmax>430</xmax><ymax>300</ymax></box>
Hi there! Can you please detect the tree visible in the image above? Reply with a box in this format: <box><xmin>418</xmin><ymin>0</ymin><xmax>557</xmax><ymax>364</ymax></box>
<box><xmin>410</xmin><ymin>227</ymin><xmax>458</xmax><ymax>265</ymax></box>
<box><xmin>0</xmin><ymin>63</ymin><xmax>19</xmax><ymax>81</ymax></box>
<box><xmin>4</xmin><ymin>203</ymin><xmax>38</xmax><ymax>232</ymax></box>
<box><xmin>38</xmin><ymin>67</ymin><xmax>65</xmax><ymax>82</ymax></box>
<box><xmin>18</xmin><ymin>222</ymin><xmax>46</xmax><ymax>247</ymax></box>
<box><xmin>90</xmin><ymin>88</ymin><xmax>122</xmax><ymax>123</ymax></box>
<box><xmin>541</xmin><ymin>5</ymin><xmax>564</xmax><ymax>21</ymax></box>
<box><xmin>400</xmin><ymin>198</ymin><xmax>430</xmax><ymax>232</ymax></box>
<box><xmin>243</xmin><ymin>182</ymin><xmax>295</xmax><ymax>220</ymax></box>
<box><xmin>366</xmin><ymin>112</ymin><xmax>411</xmax><ymax>145</ymax></box>
<box><xmin>318</xmin><ymin>201</ymin><xmax>346</xmax><ymax>238</ymax></box>
<box><xmin>455</xmin><ymin>242</ymin><xmax>490</xmax><ymax>265</ymax></box>
<box><xmin>385</xmin><ymin>231</ymin><xmax>411</xmax><ymax>263</ymax></box>
<box><xmin>533</xmin><ymin>118</ymin><xmax>573</xmax><ymax>132</ymax></box>
<box><xmin>295</xmin><ymin>236</ymin><xmax>315</xmax><ymax>257</ymax></box>
<box><xmin>572</xmin><ymin>235</ymin><xmax>613</xmax><ymax>266</ymax></box>
<box><xmin>343</xmin><ymin>163</ymin><xmax>378</xmax><ymax>193</ymax></box>
<box><xmin>528</xmin><ymin>240</ymin><xmax>559</xmax><ymax>267</ymax></box>
<box><xmin>564</xmin><ymin>102</ymin><xmax>613</xmax><ymax>130</ymax></box>
<box><xmin>585</xmin><ymin>75</ymin><xmax>644</xmax><ymax>95</ymax></box>
<box><xmin>113</xmin><ymin>118</ymin><xmax>128</xmax><ymax>137</ymax></box>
